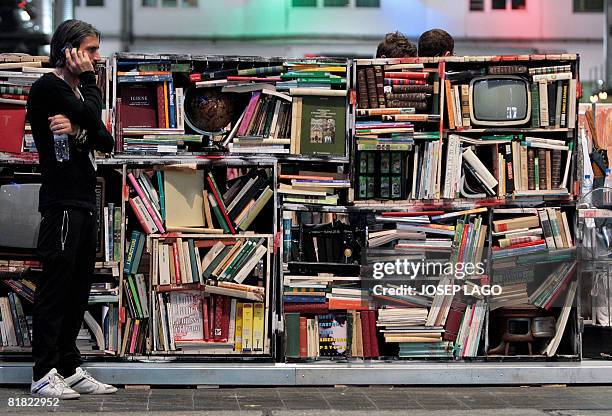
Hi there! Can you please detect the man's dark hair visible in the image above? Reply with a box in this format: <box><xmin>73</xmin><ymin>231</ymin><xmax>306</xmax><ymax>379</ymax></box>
<box><xmin>418</xmin><ymin>29</ymin><xmax>454</xmax><ymax>57</ymax></box>
<box><xmin>50</xmin><ymin>19</ymin><xmax>100</xmax><ymax>67</ymax></box>
<box><xmin>376</xmin><ymin>31</ymin><xmax>417</xmax><ymax>58</ymax></box>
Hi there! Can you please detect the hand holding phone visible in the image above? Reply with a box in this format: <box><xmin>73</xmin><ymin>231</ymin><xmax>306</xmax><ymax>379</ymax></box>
<box><xmin>64</xmin><ymin>44</ymin><xmax>94</xmax><ymax>76</ymax></box>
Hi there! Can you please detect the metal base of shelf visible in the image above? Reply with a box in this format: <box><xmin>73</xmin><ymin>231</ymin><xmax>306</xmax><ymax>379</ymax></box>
<box><xmin>3</xmin><ymin>361</ymin><xmax>612</xmax><ymax>386</ymax></box>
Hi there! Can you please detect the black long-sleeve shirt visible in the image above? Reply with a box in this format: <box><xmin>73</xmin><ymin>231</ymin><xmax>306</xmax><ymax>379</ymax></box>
<box><xmin>27</xmin><ymin>70</ymin><xmax>114</xmax><ymax>213</ymax></box>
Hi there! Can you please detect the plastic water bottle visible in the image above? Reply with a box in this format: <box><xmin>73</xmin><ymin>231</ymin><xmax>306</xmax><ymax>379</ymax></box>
<box><xmin>582</xmin><ymin>174</ymin><xmax>593</xmax><ymax>196</ymax></box>
<box><xmin>53</xmin><ymin>134</ymin><xmax>70</xmax><ymax>162</ymax></box>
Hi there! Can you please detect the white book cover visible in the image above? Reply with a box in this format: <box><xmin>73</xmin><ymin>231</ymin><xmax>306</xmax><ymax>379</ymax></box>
<box><xmin>169</xmin><ymin>291</ymin><xmax>204</xmax><ymax>341</ymax></box>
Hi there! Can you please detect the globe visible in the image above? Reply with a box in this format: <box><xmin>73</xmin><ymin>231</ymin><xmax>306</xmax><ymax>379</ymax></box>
<box><xmin>184</xmin><ymin>87</ymin><xmax>234</xmax><ymax>134</ymax></box>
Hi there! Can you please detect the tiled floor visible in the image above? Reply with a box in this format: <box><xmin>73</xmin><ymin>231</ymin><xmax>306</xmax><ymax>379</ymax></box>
<box><xmin>2</xmin><ymin>386</ymin><xmax>612</xmax><ymax>414</ymax></box>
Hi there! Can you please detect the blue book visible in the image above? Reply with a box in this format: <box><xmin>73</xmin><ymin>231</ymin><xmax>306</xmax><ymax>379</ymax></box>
<box><xmin>168</xmin><ymin>79</ymin><xmax>176</xmax><ymax>128</ymax></box>
<box><xmin>156</xmin><ymin>171</ymin><xmax>165</xmax><ymax>222</ymax></box>
<box><xmin>123</xmin><ymin>231</ymin><xmax>139</xmax><ymax>273</ymax></box>
<box><xmin>130</xmin><ymin>231</ymin><xmax>146</xmax><ymax>275</ymax></box>
<box><xmin>282</xmin><ymin>295</ymin><xmax>327</xmax><ymax>303</ymax></box>
<box><xmin>118</xmin><ymin>75</ymin><xmax>174</xmax><ymax>83</ymax></box>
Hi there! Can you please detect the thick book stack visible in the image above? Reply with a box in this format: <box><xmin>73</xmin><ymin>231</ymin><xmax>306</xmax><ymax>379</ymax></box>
<box><xmin>367</xmin><ymin>209</ymin><xmax>488</xmax><ymax>277</ymax></box>
<box><xmin>0</xmin><ymin>292</ymin><xmax>31</xmax><ymax>348</ymax></box>
<box><xmin>89</xmin><ymin>282</ymin><xmax>119</xmax><ymax>304</ymax></box>
<box><xmin>153</xmin><ymin>291</ymin><xmax>265</xmax><ymax>354</ymax></box>
<box><xmin>491</xmin><ymin>207</ymin><xmax>574</xmax><ymax>260</ymax></box>
<box><xmin>278</xmin><ymin>170</ymin><xmax>350</xmax><ymax>206</ymax></box>
<box><xmin>116</xmin><ymin>60</ymin><xmax>188</xmax><ymax>154</ymax></box>
<box><xmin>377</xmin><ymin>308</ymin><xmax>452</xmax><ymax>359</ymax></box>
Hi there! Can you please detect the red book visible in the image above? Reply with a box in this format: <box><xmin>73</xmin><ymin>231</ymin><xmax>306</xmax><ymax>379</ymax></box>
<box><xmin>443</xmin><ymin>308</ymin><xmax>464</xmax><ymax>342</ymax></box>
<box><xmin>156</xmin><ymin>83</ymin><xmax>166</xmax><ymax>128</ymax></box>
<box><xmin>127</xmin><ymin>172</ymin><xmax>165</xmax><ymax>233</ymax></box>
<box><xmin>221</xmin><ymin>295</ymin><xmax>231</xmax><ymax>341</ymax></box>
<box><xmin>202</xmin><ymin>297</ymin><xmax>210</xmax><ymax>340</ymax></box>
<box><xmin>206</xmin><ymin>173</ymin><xmax>236</xmax><ymax>234</ymax></box>
<box><xmin>543</xmin><ymin>264</ymin><xmax>576</xmax><ymax>310</ymax></box>
<box><xmin>128</xmin><ymin>197</ymin><xmax>153</xmax><ymax>234</ymax></box>
<box><xmin>237</xmin><ymin>91</ymin><xmax>261</xmax><ymax>136</ymax></box>
<box><xmin>381</xmin><ymin>211</ymin><xmax>445</xmax><ymax>217</ymax></box>
<box><xmin>384</xmin><ymin>72</ymin><xmax>429</xmax><ymax>80</ymax></box>
<box><xmin>360</xmin><ymin>312</ymin><xmax>371</xmax><ymax>358</ymax></box>
<box><xmin>457</xmin><ymin>223</ymin><xmax>470</xmax><ymax>263</ymax></box>
<box><xmin>368</xmin><ymin>311</ymin><xmax>379</xmax><ymax>358</ymax></box>
<box><xmin>0</xmin><ymin>104</ymin><xmax>26</xmax><ymax>153</ymax></box>
<box><xmin>0</xmin><ymin>93</ymin><xmax>27</xmax><ymax>100</ymax></box>
<box><xmin>283</xmin><ymin>303</ymin><xmax>329</xmax><ymax>314</ymax></box>
<box><xmin>299</xmin><ymin>317</ymin><xmax>308</xmax><ymax>358</ymax></box>
<box><xmin>171</xmin><ymin>242</ymin><xmax>181</xmax><ymax>284</ymax></box>
<box><xmin>214</xmin><ymin>295</ymin><xmax>225</xmax><ymax>341</ymax></box>
<box><xmin>504</xmin><ymin>239</ymin><xmax>546</xmax><ymax>250</ymax></box>
<box><xmin>120</xmin><ymin>84</ymin><xmax>157</xmax><ymax>128</ymax></box>
<box><xmin>129</xmin><ymin>319</ymin><xmax>140</xmax><ymax>354</ymax></box>
<box><xmin>383</xmin><ymin>78</ymin><xmax>427</xmax><ymax>85</ymax></box>
<box><xmin>209</xmin><ymin>295</ymin><xmax>215</xmax><ymax>337</ymax></box>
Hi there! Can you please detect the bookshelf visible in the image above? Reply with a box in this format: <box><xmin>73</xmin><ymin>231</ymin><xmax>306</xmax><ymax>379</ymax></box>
<box><xmin>0</xmin><ymin>52</ymin><xmax>585</xmax><ymax>371</ymax></box>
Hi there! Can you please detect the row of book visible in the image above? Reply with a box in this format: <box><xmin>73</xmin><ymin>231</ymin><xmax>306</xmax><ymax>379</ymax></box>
<box><xmin>152</xmin><ymin>292</ymin><xmax>265</xmax><ymax>354</ymax></box>
<box><xmin>0</xmin><ymin>293</ymin><xmax>31</xmax><ymax>348</ymax></box>
<box><xmin>491</xmin><ymin>207</ymin><xmax>574</xmax><ymax>259</ymax></box>
<box><xmin>103</xmin><ymin>203</ymin><xmax>122</xmax><ymax>263</ymax></box>
<box><xmin>444</xmin><ymin>135</ymin><xmax>572</xmax><ymax>199</ymax></box>
<box><xmin>284</xmin><ymin>310</ymin><xmax>379</xmax><ymax>359</ymax></box>
<box><xmin>152</xmin><ymin>237</ymin><xmax>267</xmax><ymax>298</ymax></box>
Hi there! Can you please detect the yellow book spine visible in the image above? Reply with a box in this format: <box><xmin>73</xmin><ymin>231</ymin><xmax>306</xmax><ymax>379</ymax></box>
<box><xmin>234</xmin><ymin>302</ymin><xmax>243</xmax><ymax>352</ymax></box>
<box><xmin>252</xmin><ymin>302</ymin><xmax>264</xmax><ymax>352</ymax></box>
<box><xmin>242</xmin><ymin>303</ymin><xmax>253</xmax><ymax>353</ymax></box>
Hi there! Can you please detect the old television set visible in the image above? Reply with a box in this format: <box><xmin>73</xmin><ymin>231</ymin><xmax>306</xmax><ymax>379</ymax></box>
<box><xmin>469</xmin><ymin>75</ymin><xmax>531</xmax><ymax>126</ymax></box>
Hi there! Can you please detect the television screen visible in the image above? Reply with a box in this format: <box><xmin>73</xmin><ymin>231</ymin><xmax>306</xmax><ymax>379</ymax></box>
<box><xmin>0</xmin><ymin>183</ymin><xmax>41</xmax><ymax>249</ymax></box>
<box><xmin>470</xmin><ymin>76</ymin><xmax>530</xmax><ymax>126</ymax></box>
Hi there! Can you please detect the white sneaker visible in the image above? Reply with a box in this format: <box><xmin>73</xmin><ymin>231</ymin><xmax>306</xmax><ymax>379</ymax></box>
<box><xmin>64</xmin><ymin>367</ymin><xmax>117</xmax><ymax>394</ymax></box>
<box><xmin>31</xmin><ymin>368</ymin><xmax>80</xmax><ymax>399</ymax></box>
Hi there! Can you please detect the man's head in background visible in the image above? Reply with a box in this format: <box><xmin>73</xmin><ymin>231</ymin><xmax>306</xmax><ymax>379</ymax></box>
<box><xmin>376</xmin><ymin>31</ymin><xmax>417</xmax><ymax>58</ymax></box>
<box><xmin>418</xmin><ymin>29</ymin><xmax>454</xmax><ymax>57</ymax></box>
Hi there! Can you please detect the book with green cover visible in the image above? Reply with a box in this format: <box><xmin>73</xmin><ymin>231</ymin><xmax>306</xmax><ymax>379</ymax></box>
<box><xmin>156</xmin><ymin>171</ymin><xmax>165</xmax><ymax>222</ymax></box>
<box><xmin>220</xmin><ymin>239</ymin><xmax>254</xmax><ymax>281</ymax></box>
<box><xmin>238</xmin><ymin>187</ymin><xmax>273</xmax><ymax>231</ymax></box>
<box><xmin>188</xmin><ymin>239</ymin><xmax>199</xmax><ymax>283</ymax></box>
<box><xmin>208</xmin><ymin>193</ymin><xmax>230</xmax><ymax>233</ymax></box>
<box><xmin>297</xmin><ymin>95</ymin><xmax>346</xmax><ymax>157</ymax></box>
<box><xmin>127</xmin><ymin>275</ymin><xmax>143</xmax><ymax>319</ymax></box>
<box><xmin>284</xmin><ymin>312</ymin><xmax>300</xmax><ymax>358</ymax></box>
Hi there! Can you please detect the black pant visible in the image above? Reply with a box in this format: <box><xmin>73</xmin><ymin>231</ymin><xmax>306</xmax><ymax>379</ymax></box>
<box><xmin>33</xmin><ymin>207</ymin><xmax>96</xmax><ymax>381</ymax></box>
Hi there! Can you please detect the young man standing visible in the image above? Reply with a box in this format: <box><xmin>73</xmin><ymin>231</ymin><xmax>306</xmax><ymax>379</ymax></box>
<box><xmin>27</xmin><ymin>19</ymin><xmax>116</xmax><ymax>399</ymax></box>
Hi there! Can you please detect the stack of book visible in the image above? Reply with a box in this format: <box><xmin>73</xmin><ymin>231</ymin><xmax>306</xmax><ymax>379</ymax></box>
<box><xmin>278</xmin><ymin>170</ymin><xmax>350</xmax><ymax>206</ymax></box>
<box><xmin>528</xmin><ymin>65</ymin><xmax>577</xmax><ymax>129</ymax></box>
<box><xmin>103</xmin><ymin>202</ymin><xmax>122</xmax><ymax>263</ymax></box>
<box><xmin>491</xmin><ymin>207</ymin><xmax>574</xmax><ymax>259</ymax></box>
<box><xmin>153</xmin><ymin>291</ymin><xmax>265</xmax><ymax>354</ymax></box>
<box><xmin>89</xmin><ymin>282</ymin><xmax>119</xmax><ymax>303</ymax></box>
<box><xmin>117</xmin><ymin>67</ymin><xmax>187</xmax><ymax>154</ymax></box>
<box><xmin>454</xmin><ymin>299</ymin><xmax>486</xmax><ymax>358</ymax></box>
<box><xmin>528</xmin><ymin>261</ymin><xmax>577</xmax><ymax>309</ymax></box>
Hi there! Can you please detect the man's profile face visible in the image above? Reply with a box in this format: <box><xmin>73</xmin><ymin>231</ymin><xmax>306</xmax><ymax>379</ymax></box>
<box><xmin>78</xmin><ymin>35</ymin><xmax>101</xmax><ymax>63</ymax></box>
